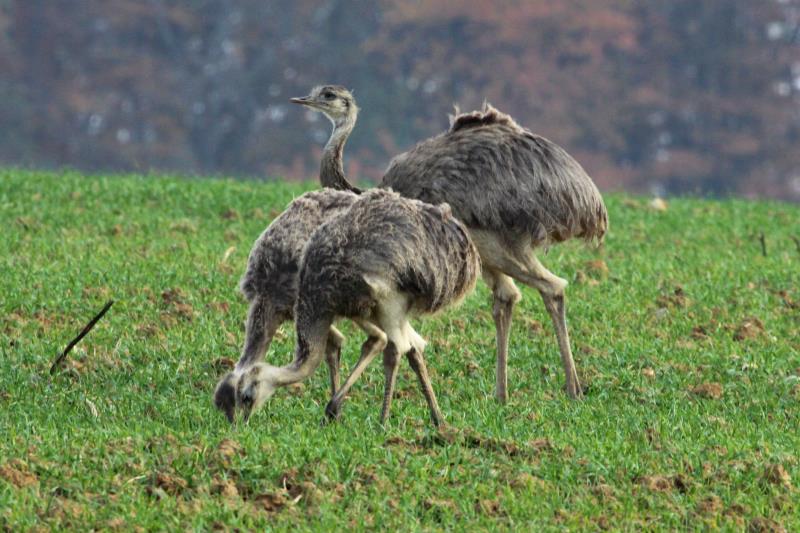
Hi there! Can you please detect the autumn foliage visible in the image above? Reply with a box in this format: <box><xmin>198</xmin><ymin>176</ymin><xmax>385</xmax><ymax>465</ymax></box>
<box><xmin>1</xmin><ymin>1</ymin><xmax>798</xmax><ymax>199</ymax></box>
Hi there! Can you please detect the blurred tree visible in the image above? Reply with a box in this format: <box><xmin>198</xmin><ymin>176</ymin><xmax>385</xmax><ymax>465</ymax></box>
<box><xmin>0</xmin><ymin>0</ymin><xmax>798</xmax><ymax>199</ymax></box>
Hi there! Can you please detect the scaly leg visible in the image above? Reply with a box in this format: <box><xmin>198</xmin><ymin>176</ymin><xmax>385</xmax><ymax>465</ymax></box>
<box><xmin>484</xmin><ymin>269</ymin><xmax>521</xmax><ymax>403</ymax></box>
<box><xmin>325</xmin><ymin>326</ymin><xmax>345</xmax><ymax>396</ymax></box>
<box><xmin>505</xmin><ymin>254</ymin><xmax>582</xmax><ymax>399</ymax></box>
<box><xmin>406</xmin><ymin>348</ymin><xmax>443</xmax><ymax>427</ymax></box>
<box><xmin>380</xmin><ymin>343</ymin><xmax>401</xmax><ymax>424</ymax></box>
<box><xmin>324</xmin><ymin>321</ymin><xmax>387</xmax><ymax>421</ymax></box>
<box><xmin>540</xmin><ymin>291</ymin><xmax>581</xmax><ymax>398</ymax></box>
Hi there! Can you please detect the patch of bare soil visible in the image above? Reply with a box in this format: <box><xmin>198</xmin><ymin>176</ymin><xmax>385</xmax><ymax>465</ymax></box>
<box><xmin>0</xmin><ymin>459</ymin><xmax>38</xmax><ymax>488</ymax></box>
<box><xmin>148</xmin><ymin>471</ymin><xmax>188</xmax><ymax>498</ymax></box>
<box><xmin>212</xmin><ymin>438</ymin><xmax>244</xmax><ymax>469</ymax></box>
<box><xmin>160</xmin><ymin>288</ymin><xmax>194</xmax><ymax>322</ymax></box>
<box><xmin>696</xmin><ymin>495</ymin><xmax>723</xmax><ymax>515</ymax></box>
<box><xmin>763</xmin><ymin>464</ymin><xmax>792</xmax><ymax>489</ymax></box>
<box><xmin>636</xmin><ymin>474</ymin><xmax>690</xmax><ymax>493</ymax></box>
<box><xmin>585</xmin><ymin>259</ymin><xmax>609</xmax><ymax>277</ymax></box>
<box><xmin>385</xmin><ymin>428</ymin><xmax>550</xmax><ymax>459</ymax></box>
<box><xmin>733</xmin><ymin>317</ymin><xmax>765</xmax><ymax>341</ymax></box>
<box><xmin>210</xmin><ymin>478</ymin><xmax>239</xmax><ymax>498</ymax></box>
<box><xmin>246</xmin><ymin>468</ymin><xmax>324</xmax><ymax>513</ymax></box>
<box><xmin>474</xmin><ymin>498</ymin><xmax>504</xmax><ymax>516</ymax></box>
<box><xmin>423</xmin><ymin>497</ymin><xmax>456</xmax><ymax>512</ymax></box>
<box><xmin>748</xmin><ymin>517</ymin><xmax>787</xmax><ymax>533</ymax></box>
<box><xmin>657</xmin><ymin>285</ymin><xmax>689</xmax><ymax>309</ymax></box>
<box><xmin>509</xmin><ymin>472</ymin><xmax>549</xmax><ymax>491</ymax></box>
<box><xmin>221</xmin><ymin>208</ymin><xmax>239</xmax><ymax>220</ymax></box>
<box><xmin>691</xmin><ymin>382</ymin><xmax>724</xmax><ymax>400</ymax></box>
<box><xmin>592</xmin><ymin>484</ymin><xmax>616</xmax><ymax>503</ymax></box>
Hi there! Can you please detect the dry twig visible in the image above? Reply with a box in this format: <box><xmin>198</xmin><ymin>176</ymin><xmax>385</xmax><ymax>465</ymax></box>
<box><xmin>49</xmin><ymin>300</ymin><xmax>114</xmax><ymax>375</ymax></box>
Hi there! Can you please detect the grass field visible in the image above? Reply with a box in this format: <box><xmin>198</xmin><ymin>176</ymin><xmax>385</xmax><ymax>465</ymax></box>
<box><xmin>1</xmin><ymin>169</ymin><xmax>799</xmax><ymax>531</ymax></box>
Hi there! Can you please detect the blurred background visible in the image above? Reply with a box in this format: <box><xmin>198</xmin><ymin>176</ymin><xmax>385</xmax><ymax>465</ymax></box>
<box><xmin>1</xmin><ymin>1</ymin><xmax>799</xmax><ymax>200</ymax></box>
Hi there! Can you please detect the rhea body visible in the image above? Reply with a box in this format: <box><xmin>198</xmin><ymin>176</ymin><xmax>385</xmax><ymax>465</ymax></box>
<box><xmin>236</xmin><ymin>189</ymin><xmax>480</xmax><ymax>425</ymax></box>
<box><xmin>292</xmin><ymin>85</ymin><xmax>608</xmax><ymax>400</ymax></box>
<box><xmin>213</xmin><ymin>189</ymin><xmax>361</xmax><ymax>422</ymax></box>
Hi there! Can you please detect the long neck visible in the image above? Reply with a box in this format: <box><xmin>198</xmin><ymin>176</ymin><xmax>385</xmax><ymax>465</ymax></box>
<box><xmin>320</xmin><ymin>116</ymin><xmax>361</xmax><ymax>193</ymax></box>
<box><xmin>269</xmin><ymin>318</ymin><xmax>332</xmax><ymax>387</ymax></box>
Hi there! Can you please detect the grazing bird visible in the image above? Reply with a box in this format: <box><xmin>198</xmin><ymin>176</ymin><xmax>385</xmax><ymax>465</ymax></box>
<box><xmin>214</xmin><ymin>189</ymin><xmax>366</xmax><ymax>423</ymax></box>
<box><xmin>236</xmin><ymin>189</ymin><xmax>480</xmax><ymax>426</ymax></box>
<box><xmin>291</xmin><ymin>86</ymin><xmax>608</xmax><ymax>401</ymax></box>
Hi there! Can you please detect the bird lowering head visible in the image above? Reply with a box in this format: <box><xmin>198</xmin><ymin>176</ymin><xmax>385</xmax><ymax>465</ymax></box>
<box><xmin>290</xmin><ymin>85</ymin><xmax>358</xmax><ymax>128</ymax></box>
<box><xmin>235</xmin><ymin>363</ymin><xmax>281</xmax><ymax>423</ymax></box>
<box><xmin>213</xmin><ymin>371</ymin><xmax>239</xmax><ymax>423</ymax></box>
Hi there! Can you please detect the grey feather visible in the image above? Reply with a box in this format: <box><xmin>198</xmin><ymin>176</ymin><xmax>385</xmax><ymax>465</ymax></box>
<box><xmin>295</xmin><ymin>188</ymin><xmax>480</xmax><ymax>329</ymax></box>
<box><xmin>239</xmin><ymin>188</ymin><xmax>359</xmax><ymax>311</ymax></box>
<box><xmin>383</xmin><ymin>103</ymin><xmax>608</xmax><ymax>247</ymax></box>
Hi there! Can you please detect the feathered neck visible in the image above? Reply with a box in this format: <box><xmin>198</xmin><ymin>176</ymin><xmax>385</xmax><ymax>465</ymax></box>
<box><xmin>320</xmin><ymin>115</ymin><xmax>361</xmax><ymax>193</ymax></box>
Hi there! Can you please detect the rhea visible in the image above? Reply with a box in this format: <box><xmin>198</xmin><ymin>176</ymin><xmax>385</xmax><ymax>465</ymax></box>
<box><xmin>236</xmin><ymin>189</ymin><xmax>480</xmax><ymax>426</ymax></box>
<box><xmin>291</xmin><ymin>85</ymin><xmax>608</xmax><ymax>401</ymax></box>
<box><xmin>213</xmin><ymin>189</ymin><xmax>362</xmax><ymax>423</ymax></box>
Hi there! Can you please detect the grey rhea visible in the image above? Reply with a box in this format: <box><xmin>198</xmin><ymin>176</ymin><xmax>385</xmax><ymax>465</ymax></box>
<box><xmin>213</xmin><ymin>189</ymin><xmax>363</xmax><ymax>423</ymax></box>
<box><xmin>235</xmin><ymin>189</ymin><xmax>480</xmax><ymax>426</ymax></box>
<box><xmin>291</xmin><ymin>86</ymin><xmax>608</xmax><ymax>400</ymax></box>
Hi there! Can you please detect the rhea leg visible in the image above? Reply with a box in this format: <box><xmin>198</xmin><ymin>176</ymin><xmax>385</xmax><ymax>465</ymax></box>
<box><xmin>484</xmin><ymin>269</ymin><xmax>522</xmax><ymax>403</ymax></box>
<box><xmin>380</xmin><ymin>343</ymin><xmax>401</xmax><ymax>424</ymax></box>
<box><xmin>406</xmin><ymin>348</ymin><xmax>443</xmax><ymax>427</ymax></box>
<box><xmin>324</xmin><ymin>321</ymin><xmax>388</xmax><ymax>421</ymax></box>
<box><xmin>506</xmin><ymin>254</ymin><xmax>582</xmax><ymax>399</ymax></box>
<box><xmin>325</xmin><ymin>326</ymin><xmax>344</xmax><ymax>396</ymax></box>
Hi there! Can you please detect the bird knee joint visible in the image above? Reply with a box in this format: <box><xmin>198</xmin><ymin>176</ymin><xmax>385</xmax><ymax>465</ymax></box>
<box><xmin>374</xmin><ymin>331</ymin><xmax>388</xmax><ymax>350</ymax></box>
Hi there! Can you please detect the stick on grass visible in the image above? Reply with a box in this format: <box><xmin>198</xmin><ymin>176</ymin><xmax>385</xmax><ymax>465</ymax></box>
<box><xmin>49</xmin><ymin>300</ymin><xmax>114</xmax><ymax>375</ymax></box>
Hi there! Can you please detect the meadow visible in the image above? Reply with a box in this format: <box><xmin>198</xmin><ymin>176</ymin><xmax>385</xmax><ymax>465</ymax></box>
<box><xmin>1</xmin><ymin>170</ymin><xmax>798</xmax><ymax>531</ymax></box>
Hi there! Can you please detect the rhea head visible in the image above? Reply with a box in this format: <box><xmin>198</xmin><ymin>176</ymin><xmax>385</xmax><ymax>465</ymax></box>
<box><xmin>235</xmin><ymin>363</ymin><xmax>281</xmax><ymax>423</ymax></box>
<box><xmin>290</xmin><ymin>85</ymin><xmax>358</xmax><ymax>128</ymax></box>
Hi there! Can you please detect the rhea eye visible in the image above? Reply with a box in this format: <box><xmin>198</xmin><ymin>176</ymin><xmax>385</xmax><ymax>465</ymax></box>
<box><xmin>323</xmin><ymin>91</ymin><xmax>335</xmax><ymax>100</ymax></box>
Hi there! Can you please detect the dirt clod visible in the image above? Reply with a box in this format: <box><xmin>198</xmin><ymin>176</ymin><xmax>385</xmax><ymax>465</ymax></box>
<box><xmin>696</xmin><ymin>495</ymin><xmax>723</xmax><ymax>515</ymax></box>
<box><xmin>424</xmin><ymin>497</ymin><xmax>456</xmax><ymax>511</ymax></box>
<box><xmin>637</xmin><ymin>474</ymin><xmax>689</xmax><ymax>493</ymax></box>
<box><xmin>748</xmin><ymin>517</ymin><xmax>787</xmax><ymax>533</ymax></box>
<box><xmin>474</xmin><ymin>498</ymin><xmax>502</xmax><ymax>516</ymax></box>
<box><xmin>763</xmin><ymin>464</ymin><xmax>792</xmax><ymax>488</ymax></box>
<box><xmin>585</xmin><ymin>259</ymin><xmax>609</xmax><ymax>278</ymax></box>
<box><xmin>254</xmin><ymin>492</ymin><xmax>289</xmax><ymax>513</ymax></box>
<box><xmin>217</xmin><ymin>439</ymin><xmax>242</xmax><ymax>460</ymax></box>
<box><xmin>734</xmin><ymin>317</ymin><xmax>765</xmax><ymax>341</ymax></box>
<box><xmin>691</xmin><ymin>382</ymin><xmax>723</xmax><ymax>400</ymax></box>
<box><xmin>211</xmin><ymin>478</ymin><xmax>239</xmax><ymax>498</ymax></box>
<box><xmin>153</xmin><ymin>472</ymin><xmax>188</xmax><ymax>496</ymax></box>
<box><xmin>221</xmin><ymin>208</ymin><xmax>239</xmax><ymax>220</ymax></box>
<box><xmin>0</xmin><ymin>460</ymin><xmax>38</xmax><ymax>488</ymax></box>
<box><xmin>657</xmin><ymin>285</ymin><xmax>689</xmax><ymax>308</ymax></box>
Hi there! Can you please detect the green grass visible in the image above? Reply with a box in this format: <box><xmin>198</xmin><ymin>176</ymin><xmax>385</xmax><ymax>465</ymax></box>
<box><xmin>1</xmin><ymin>169</ymin><xmax>798</xmax><ymax>531</ymax></box>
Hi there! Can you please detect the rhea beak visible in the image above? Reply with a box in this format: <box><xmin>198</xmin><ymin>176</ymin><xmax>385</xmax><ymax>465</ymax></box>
<box><xmin>290</xmin><ymin>95</ymin><xmax>316</xmax><ymax>108</ymax></box>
